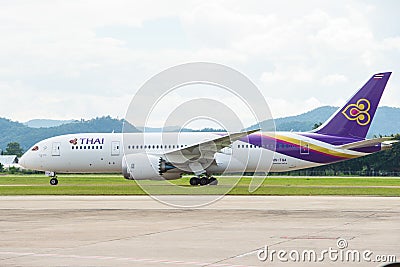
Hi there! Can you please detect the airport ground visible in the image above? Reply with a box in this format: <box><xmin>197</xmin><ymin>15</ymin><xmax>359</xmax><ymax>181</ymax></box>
<box><xmin>0</xmin><ymin>175</ymin><xmax>399</xmax><ymax>266</ymax></box>
<box><xmin>0</xmin><ymin>174</ymin><xmax>400</xmax><ymax>196</ymax></box>
<box><xmin>0</xmin><ymin>195</ymin><xmax>399</xmax><ymax>267</ymax></box>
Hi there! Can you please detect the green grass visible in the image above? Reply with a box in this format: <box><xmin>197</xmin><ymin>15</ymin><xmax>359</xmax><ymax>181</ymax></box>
<box><xmin>0</xmin><ymin>174</ymin><xmax>399</xmax><ymax>196</ymax></box>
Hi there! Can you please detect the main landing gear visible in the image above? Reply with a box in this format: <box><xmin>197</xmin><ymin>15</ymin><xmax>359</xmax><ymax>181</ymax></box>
<box><xmin>189</xmin><ymin>176</ymin><xmax>218</xmax><ymax>186</ymax></box>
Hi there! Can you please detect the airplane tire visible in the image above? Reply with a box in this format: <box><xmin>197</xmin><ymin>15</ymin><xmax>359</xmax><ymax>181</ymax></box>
<box><xmin>209</xmin><ymin>177</ymin><xmax>218</xmax><ymax>185</ymax></box>
<box><xmin>200</xmin><ymin>177</ymin><xmax>209</xmax><ymax>186</ymax></box>
<box><xmin>190</xmin><ymin>177</ymin><xmax>199</xmax><ymax>186</ymax></box>
<box><xmin>50</xmin><ymin>178</ymin><xmax>58</xmax><ymax>186</ymax></box>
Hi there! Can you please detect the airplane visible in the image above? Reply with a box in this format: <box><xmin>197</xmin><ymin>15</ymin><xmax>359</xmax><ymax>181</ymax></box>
<box><xmin>19</xmin><ymin>72</ymin><xmax>395</xmax><ymax>186</ymax></box>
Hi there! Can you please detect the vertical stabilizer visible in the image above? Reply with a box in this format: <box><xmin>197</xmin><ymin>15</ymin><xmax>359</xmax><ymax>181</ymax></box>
<box><xmin>314</xmin><ymin>72</ymin><xmax>391</xmax><ymax>138</ymax></box>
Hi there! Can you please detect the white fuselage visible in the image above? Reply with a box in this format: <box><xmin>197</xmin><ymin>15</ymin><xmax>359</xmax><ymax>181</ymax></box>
<box><xmin>19</xmin><ymin>132</ymin><xmax>368</xmax><ymax>176</ymax></box>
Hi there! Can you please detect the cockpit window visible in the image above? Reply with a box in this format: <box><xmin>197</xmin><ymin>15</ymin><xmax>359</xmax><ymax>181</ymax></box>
<box><xmin>32</xmin><ymin>146</ymin><xmax>39</xmax><ymax>151</ymax></box>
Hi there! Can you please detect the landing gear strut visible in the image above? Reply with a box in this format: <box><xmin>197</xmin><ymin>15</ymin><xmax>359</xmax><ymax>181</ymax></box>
<box><xmin>189</xmin><ymin>176</ymin><xmax>218</xmax><ymax>186</ymax></box>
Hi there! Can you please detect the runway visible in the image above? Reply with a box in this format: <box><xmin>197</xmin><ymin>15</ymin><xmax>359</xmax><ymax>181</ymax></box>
<box><xmin>0</xmin><ymin>196</ymin><xmax>398</xmax><ymax>266</ymax></box>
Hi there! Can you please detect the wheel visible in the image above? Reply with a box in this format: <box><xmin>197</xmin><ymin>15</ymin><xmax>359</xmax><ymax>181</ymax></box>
<box><xmin>209</xmin><ymin>177</ymin><xmax>218</xmax><ymax>185</ymax></box>
<box><xmin>199</xmin><ymin>177</ymin><xmax>209</xmax><ymax>186</ymax></box>
<box><xmin>50</xmin><ymin>178</ymin><xmax>58</xmax><ymax>186</ymax></box>
<box><xmin>189</xmin><ymin>177</ymin><xmax>199</xmax><ymax>186</ymax></box>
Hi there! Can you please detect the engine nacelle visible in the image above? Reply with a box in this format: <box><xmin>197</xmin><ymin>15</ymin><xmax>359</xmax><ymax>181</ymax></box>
<box><xmin>122</xmin><ymin>153</ymin><xmax>181</xmax><ymax>180</ymax></box>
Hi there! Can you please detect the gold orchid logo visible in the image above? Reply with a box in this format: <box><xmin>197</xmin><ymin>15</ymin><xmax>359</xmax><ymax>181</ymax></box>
<box><xmin>341</xmin><ymin>98</ymin><xmax>371</xmax><ymax>126</ymax></box>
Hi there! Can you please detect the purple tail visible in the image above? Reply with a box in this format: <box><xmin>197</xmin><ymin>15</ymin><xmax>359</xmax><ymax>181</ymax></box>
<box><xmin>314</xmin><ymin>72</ymin><xmax>391</xmax><ymax>139</ymax></box>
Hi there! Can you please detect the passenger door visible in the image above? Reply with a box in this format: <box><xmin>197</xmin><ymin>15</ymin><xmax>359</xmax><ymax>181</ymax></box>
<box><xmin>111</xmin><ymin>141</ymin><xmax>120</xmax><ymax>156</ymax></box>
<box><xmin>52</xmin><ymin>142</ymin><xmax>61</xmax><ymax>156</ymax></box>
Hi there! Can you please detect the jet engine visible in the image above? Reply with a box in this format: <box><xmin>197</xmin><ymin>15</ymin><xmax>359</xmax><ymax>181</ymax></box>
<box><xmin>122</xmin><ymin>153</ymin><xmax>181</xmax><ymax>180</ymax></box>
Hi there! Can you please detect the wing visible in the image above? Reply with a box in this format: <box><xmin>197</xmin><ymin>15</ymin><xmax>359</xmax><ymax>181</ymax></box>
<box><xmin>163</xmin><ymin>129</ymin><xmax>259</xmax><ymax>174</ymax></box>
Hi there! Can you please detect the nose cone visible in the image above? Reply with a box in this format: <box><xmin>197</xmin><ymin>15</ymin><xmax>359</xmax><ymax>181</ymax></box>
<box><xmin>19</xmin><ymin>153</ymin><xmax>27</xmax><ymax>168</ymax></box>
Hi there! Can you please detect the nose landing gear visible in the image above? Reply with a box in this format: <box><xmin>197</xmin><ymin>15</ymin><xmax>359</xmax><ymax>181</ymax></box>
<box><xmin>50</xmin><ymin>177</ymin><xmax>58</xmax><ymax>186</ymax></box>
<box><xmin>45</xmin><ymin>171</ymin><xmax>58</xmax><ymax>186</ymax></box>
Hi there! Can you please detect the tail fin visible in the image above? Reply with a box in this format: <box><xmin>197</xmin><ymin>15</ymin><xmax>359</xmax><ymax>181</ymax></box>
<box><xmin>314</xmin><ymin>72</ymin><xmax>391</xmax><ymax>138</ymax></box>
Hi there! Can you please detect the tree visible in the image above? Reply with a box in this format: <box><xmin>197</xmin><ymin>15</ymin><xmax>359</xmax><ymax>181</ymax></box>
<box><xmin>312</xmin><ymin>122</ymin><xmax>323</xmax><ymax>130</ymax></box>
<box><xmin>4</xmin><ymin>142</ymin><xmax>23</xmax><ymax>157</ymax></box>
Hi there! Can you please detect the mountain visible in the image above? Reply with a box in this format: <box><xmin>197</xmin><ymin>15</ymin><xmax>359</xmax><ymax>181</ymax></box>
<box><xmin>370</xmin><ymin>106</ymin><xmax>400</xmax><ymax>136</ymax></box>
<box><xmin>24</xmin><ymin>119</ymin><xmax>76</xmax><ymax>128</ymax></box>
<box><xmin>285</xmin><ymin>106</ymin><xmax>400</xmax><ymax>137</ymax></box>
<box><xmin>1</xmin><ymin>106</ymin><xmax>399</xmax><ymax>152</ymax></box>
<box><xmin>274</xmin><ymin>106</ymin><xmax>336</xmax><ymax>131</ymax></box>
<box><xmin>250</xmin><ymin>106</ymin><xmax>400</xmax><ymax>137</ymax></box>
<box><xmin>0</xmin><ymin>116</ymin><xmax>126</xmax><ymax>152</ymax></box>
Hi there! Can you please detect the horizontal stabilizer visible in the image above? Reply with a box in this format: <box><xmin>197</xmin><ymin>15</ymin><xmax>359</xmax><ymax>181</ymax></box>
<box><xmin>382</xmin><ymin>140</ymin><xmax>399</xmax><ymax>145</ymax></box>
<box><xmin>337</xmin><ymin>137</ymin><xmax>394</xmax><ymax>150</ymax></box>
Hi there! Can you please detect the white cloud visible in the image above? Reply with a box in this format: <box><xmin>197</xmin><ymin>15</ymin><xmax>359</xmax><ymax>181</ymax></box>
<box><xmin>0</xmin><ymin>0</ymin><xmax>399</xmax><ymax>123</ymax></box>
<box><xmin>321</xmin><ymin>74</ymin><xmax>348</xmax><ymax>85</ymax></box>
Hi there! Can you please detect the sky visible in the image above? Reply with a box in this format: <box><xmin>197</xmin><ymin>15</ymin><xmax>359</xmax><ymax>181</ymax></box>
<box><xmin>0</xmin><ymin>0</ymin><xmax>399</xmax><ymax>124</ymax></box>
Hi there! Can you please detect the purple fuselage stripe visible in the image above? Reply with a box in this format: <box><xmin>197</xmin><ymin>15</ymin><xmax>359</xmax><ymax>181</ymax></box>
<box><xmin>239</xmin><ymin>134</ymin><xmax>346</xmax><ymax>164</ymax></box>
<box><xmin>298</xmin><ymin>133</ymin><xmax>361</xmax><ymax>145</ymax></box>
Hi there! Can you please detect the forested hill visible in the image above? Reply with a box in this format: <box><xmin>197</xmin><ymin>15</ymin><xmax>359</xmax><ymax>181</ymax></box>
<box><xmin>0</xmin><ymin>116</ymin><xmax>124</xmax><ymax>152</ymax></box>
<box><xmin>1</xmin><ymin>106</ymin><xmax>400</xmax><ymax>152</ymax></box>
<box><xmin>272</xmin><ymin>106</ymin><xmax>400</xmax><ymax>136</ymax></box>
